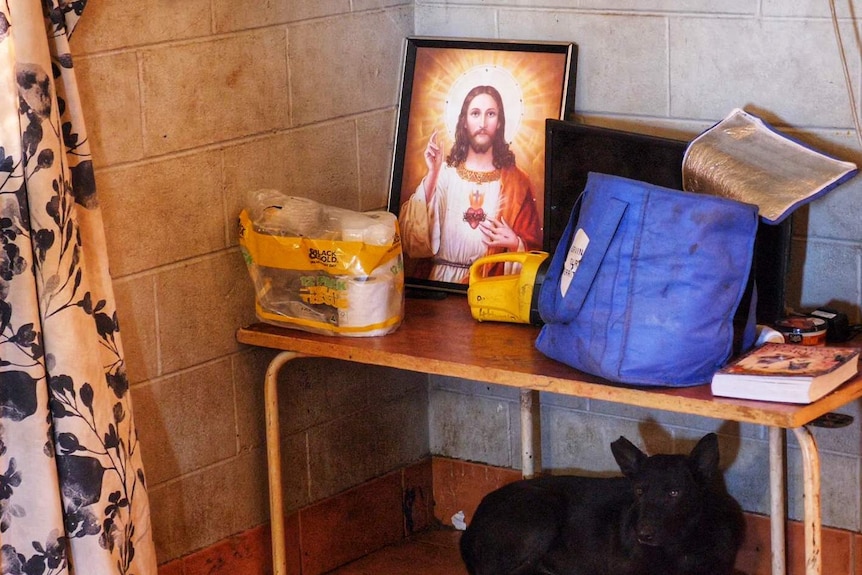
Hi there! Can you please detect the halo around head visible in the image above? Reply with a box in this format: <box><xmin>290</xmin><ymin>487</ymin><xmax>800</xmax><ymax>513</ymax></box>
<box><xmin>444</xmin><ymin>65</ymin><xmax>524</xmax><ymax>144</ymax></box>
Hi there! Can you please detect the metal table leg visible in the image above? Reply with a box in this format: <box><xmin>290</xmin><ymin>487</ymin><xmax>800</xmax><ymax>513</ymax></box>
<box><xmin>769</xmin><ymin>426</ymin><xmax>787</xmax><ymax>575</ymax></box>
<box><xmin>264</xmin><ymin>351</ymin><xmax>306</xmax><ymax>575</ymax></box>
<box><xmin>519</xmin><ymin>389</ymin><xmax>537</xmax><ymax>478</ymax></box>
<box><xmin>791</xmin><ymin>426</ymin><xmax>821</xmax><ymax>575</ymax></box>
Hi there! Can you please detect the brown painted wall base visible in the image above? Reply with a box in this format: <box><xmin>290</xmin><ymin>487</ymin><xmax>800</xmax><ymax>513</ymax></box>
<box><xmin>157</xmin><ymin>456</ymin><xmax>862</xmax><ymax>575</ymax></box>
<box><xmin>157</xmin><ymin>459</ymin><xmax>434</xmax><ymax>575</ymax></box>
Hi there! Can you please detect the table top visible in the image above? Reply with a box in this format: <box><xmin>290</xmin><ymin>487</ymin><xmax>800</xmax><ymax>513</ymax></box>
<box><xmin>236</xmin><ymin>294</ymin><xmax>862</xmax><ymax>428</ymax></box>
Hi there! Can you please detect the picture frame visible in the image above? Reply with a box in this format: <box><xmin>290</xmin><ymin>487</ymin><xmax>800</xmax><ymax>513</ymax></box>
<box><xmin>387</xmin><ymin>37</ymin><xmax>577</xmax><ymax>294</ymax></box>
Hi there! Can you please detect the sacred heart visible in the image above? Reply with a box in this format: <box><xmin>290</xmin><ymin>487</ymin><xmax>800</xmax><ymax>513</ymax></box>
<box><xmin>463</xmin><ymin>208</ymin><xmax>486</xmax><ymax>229</ymax></box>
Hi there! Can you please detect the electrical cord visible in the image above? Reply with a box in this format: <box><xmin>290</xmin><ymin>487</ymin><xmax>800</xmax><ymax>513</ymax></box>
<box><xmin>825</xmin><ymin>2</ymin><xmax>862</xmax><ymax>338</ymax></box>
<box><xmin>828</xmin><ymin>0</ymin><xmax>862</xmax><ymax>149</ymax></box>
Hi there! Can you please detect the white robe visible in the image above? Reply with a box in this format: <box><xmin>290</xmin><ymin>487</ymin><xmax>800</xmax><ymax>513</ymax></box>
<box><xmin>402</xmin><ymin>165</ymin><xmax>516</xmax><ymax>283</ymax></box>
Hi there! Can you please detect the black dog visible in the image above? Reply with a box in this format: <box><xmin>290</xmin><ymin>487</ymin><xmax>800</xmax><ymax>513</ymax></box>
<box><xmin>459</xmin><ymin>433</ymin><xmax>744</xmax><ymax>575</ymax></box>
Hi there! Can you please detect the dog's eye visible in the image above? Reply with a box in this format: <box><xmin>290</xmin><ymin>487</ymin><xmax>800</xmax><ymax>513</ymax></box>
<box><xmin>668</xmin><ymin>489</ymin><xmax>680</xmax><ymax>497</ymax></box>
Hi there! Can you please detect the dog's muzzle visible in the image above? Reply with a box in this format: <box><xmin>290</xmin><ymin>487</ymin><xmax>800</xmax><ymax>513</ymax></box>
<box><xmin>636</xmin><ymin>525</ymin><xmax>661</xmax><ymax>547</ymax></box>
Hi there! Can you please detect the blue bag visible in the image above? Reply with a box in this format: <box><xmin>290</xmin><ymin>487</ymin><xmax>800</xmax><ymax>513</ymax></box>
<box><xmin>535</xmin><ymin>172</ymin><xmax>759</xmax><ymax>387</ymax></box>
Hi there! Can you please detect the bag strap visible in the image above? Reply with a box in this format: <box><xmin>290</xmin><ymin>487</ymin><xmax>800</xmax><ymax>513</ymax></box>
<box><xmin>539</xmin><ymin>194</ymin><xmax>628</xmax><ymax>323</ymax></box>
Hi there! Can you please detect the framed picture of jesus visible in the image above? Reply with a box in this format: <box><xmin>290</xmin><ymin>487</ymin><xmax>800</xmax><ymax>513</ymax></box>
<box><xmin>387</xmin><ymin>37</ymin><xmax>577</xmax><ymax>294</ymax></box>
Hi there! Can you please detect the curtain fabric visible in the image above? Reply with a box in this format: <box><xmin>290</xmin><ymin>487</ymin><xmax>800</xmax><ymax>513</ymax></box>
<box><xmin>0</xmin><ymin>0</ymin><xmax>156</xmax><ymax>573</ymax></box>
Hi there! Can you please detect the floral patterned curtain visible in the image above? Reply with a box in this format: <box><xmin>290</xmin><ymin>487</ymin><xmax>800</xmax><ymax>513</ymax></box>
<box><xmin>0</xmin><ymin>0</ymin><xmax>156</xmax><ymax>573</ymax></box>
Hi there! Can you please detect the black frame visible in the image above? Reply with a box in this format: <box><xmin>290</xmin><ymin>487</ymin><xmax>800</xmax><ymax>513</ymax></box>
<box><xmin>387</xmin><ymin>37</ymin><xmax>577</xmax><ymax>293</ymax></box>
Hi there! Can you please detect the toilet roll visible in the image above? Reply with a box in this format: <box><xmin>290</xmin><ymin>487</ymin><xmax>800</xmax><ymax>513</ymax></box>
<box><xmin>336</xmin><ymin>212</ymin><xmax>373</xmax><ymax>242</ymax></box>
<box><xmin>281</xmin><ymin>196</ymin><xmax>324</xmax><ymax>236</ymax></box>
<box><xmin>334</xmin><ymin>210</ymin><xmax>397</xmax><ymax>245</ymax></box>
<box><xmin>254</xmin><ymin>196</ymin><xmax>323</xmax><ymax>237</ymax></box>
<box><xmin>337</xmin><ymin>253</ymin><xmax>403</xmax><ymax>332</ymax></box>
<box><xmin>338</xmin><ymin>276</ymin><xmax>394</xmax><ymax>329</ymax></box>
<box><xmin>363</xmin><ymin>212</ymin><xmax>397</xmax><ymax>246</ymax></box>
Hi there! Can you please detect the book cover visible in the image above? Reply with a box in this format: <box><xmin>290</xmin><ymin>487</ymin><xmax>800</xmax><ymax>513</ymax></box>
<box><xmin>711</xmin><ymin>343</ymin><xmax>860</xmax><ymax>404</ymax></box>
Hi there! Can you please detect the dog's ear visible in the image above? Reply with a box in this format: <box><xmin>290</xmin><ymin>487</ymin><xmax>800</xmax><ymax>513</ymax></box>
<box><xmin>688</xmin><ymin>433</ymin><xmax>720</xmax><ymax>481</ymax></box>
<box><xmin>611</xmin><ymin>436</ymin><xmax>647</xmax><ymax>477</ymax></box>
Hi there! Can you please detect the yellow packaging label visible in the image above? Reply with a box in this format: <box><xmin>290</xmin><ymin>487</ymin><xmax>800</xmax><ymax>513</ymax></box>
<box><xmin>238</xmin><ymin>210</ymin><xmax>401</xmax><ymax>275</ymax></box>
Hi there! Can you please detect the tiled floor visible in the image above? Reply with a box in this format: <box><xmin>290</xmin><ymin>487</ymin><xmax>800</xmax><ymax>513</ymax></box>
<box><xmin>323</xmin><ymin>529</ymin><xmax>752</xmax><ymax>575</ymax></box>
<box><xmin>325</xmin><ymin>529</ymin><xmax>467</xmax><ymax>575</ymax></box>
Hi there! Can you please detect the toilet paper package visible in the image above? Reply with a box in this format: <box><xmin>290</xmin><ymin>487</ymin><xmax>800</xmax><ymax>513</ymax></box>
<box><xmin>238</xmin><ymin>190</ymin><xmax>404</xmax><ymax>336</ymax></box>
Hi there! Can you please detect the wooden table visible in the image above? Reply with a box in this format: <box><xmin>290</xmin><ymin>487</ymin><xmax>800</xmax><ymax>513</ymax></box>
<box><xmin>237</xmin><ymin>295</ymin><xmax>862</xmax><ymax>575</ymax></box>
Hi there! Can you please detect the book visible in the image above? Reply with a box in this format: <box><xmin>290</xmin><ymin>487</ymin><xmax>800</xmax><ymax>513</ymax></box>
<box><xmin>711</xmin><ymin>343</ymin><xmax>860</xmax><ymax>404</ymax></box>
<box><xmin>682</xmin><ymin>108</ymin><xmax>858</xmax><ymax>224</ymax></box>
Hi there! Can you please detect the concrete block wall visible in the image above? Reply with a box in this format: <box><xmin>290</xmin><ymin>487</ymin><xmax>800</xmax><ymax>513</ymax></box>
<box><xmin>418</xmin><ymin>1</ymin><xmax>862</xmax><ymax>533</ymax></box>
<box><xmin>70</xmin><ymin>1</ymin><xmax>426</xmax><ymax>564</ymax></box>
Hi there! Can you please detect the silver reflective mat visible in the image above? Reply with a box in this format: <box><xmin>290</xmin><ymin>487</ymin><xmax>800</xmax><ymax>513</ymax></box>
<box><xmin>682</xmin><ymin>108</ymin><xmax>857</xmax><ymax>224</ymax></box>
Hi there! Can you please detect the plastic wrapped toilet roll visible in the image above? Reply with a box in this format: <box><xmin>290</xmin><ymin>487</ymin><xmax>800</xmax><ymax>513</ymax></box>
<box><xmin>251</xmin><ymin>192</ymin><xmax>323</xmax><ymax>237</ymax></box>
<box><xmin>338</xmin><ymin>277</ymin><xmax>393</xmax><ymax>329</ymax></box>
<box><xmin>363</xmin><ymin>212</ymin><xmax>398</xmax><ymax>246</ymax></box>
<box><xmin>337</xmin><ymin>212</ymin><xmax>372</xmax><ymax>242</ymax></box>
<box><xmin>280</xmin><ymin>196</ymin><xmax>324</xmax><ymax>236</ymax></box>
<box><xmin>338</xmin><ymin>255</ymin><xmax>403</xmax><ymax>334</ymax></box>
<box><xmin>238</xmin><ymin>191</ymin><xmax>405</xmax><ymax>336</ymax></box>
<box><xmin>335</xmin><ymin>210</ymin><xmax>397</xmax><ymax>245</ymax></box>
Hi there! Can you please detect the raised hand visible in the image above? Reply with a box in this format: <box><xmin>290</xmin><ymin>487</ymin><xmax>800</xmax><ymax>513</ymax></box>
<box><xmin>422</xmin><ymin>129</ymin><xmax>444</xmax><ymax>202</ymax></box>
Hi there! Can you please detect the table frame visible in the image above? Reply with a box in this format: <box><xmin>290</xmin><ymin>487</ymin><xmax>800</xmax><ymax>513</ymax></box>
<box><xmin>237</xmin><ymin>296</ymin><xmax>862</xmax><ymax>575</ymax></box>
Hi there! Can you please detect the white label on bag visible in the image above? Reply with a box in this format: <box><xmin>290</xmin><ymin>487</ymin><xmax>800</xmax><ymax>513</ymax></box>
<box><xmin>561</xmin><ymin>228</ymin><xmax>589</xmax><ymax>297</ymax></box>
